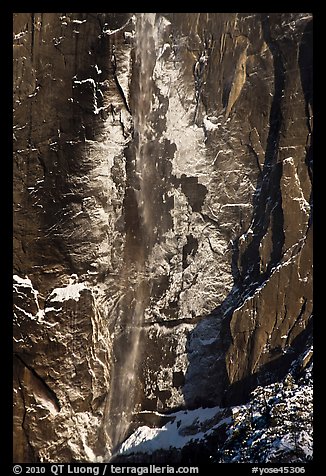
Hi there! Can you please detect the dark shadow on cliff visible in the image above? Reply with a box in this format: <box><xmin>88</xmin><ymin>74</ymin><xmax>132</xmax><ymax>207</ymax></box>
<box><xmin>182</xmin><ymin>290</ymin><xmax>239</xmax><ymax>409</ymax></box>
<box><xmin>298</xmin><ymin>19</ymin><xmax>313</xmax><ymax>214</ymax></box>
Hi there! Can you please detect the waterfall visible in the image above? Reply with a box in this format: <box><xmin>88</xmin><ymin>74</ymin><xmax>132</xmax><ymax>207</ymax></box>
<box><xmin>104</xmin><ymin>13</ymin><xmax>158</xmax><ymax>459</ymax></box>
<box><xmin>134</xmin><ymin>13</ymin><xmax>157</xmax><ymax>235</ymax></box>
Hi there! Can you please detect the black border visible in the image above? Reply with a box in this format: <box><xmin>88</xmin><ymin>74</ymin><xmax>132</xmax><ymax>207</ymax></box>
<box><xmin>7</xmin><ymin>3</ymin><xmax>318</xmax><ymax>473</ymax></box>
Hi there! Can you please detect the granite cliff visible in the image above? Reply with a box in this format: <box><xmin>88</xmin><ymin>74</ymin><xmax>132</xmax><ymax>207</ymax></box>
<box><xmin>13</xmin><ymin>12</ymin><xmax>312</xmax><ymax>463</ymax></box>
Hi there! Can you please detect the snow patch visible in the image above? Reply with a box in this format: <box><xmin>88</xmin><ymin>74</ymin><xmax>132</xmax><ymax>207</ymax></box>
<box><xmin>203</xmin><ymin>115</ymin><xmax>221</xmax><ymax>131</ymax></box>
<box><xmin>13</xmin><ymin>274</ymin><xmax>34</xmax><ymax>287</ymax></box>
<box><xmin>49</xmin><ymin>282</ymin><xmax>87</xmax><ymax>303</ymax></box>
<box><xmin>14</xmin><ymin>31</ymin><xmax>27</xmax><ymax>40</ymax></box>
<box><xmin>45</xmin><ymin>306</ymin><xmax>63</xmax><ymax>313</ymax></box>
<box><xmin>118</xmin><ymin>406</ymin><xmax>225</xmax><ymax>455</ymax></box>
<box><xmin>73</xmin><ymin>78</ymin><xmax>96</xmax><ymax>87</ymax></box>
<box><xmin>118</xmin><ymin>357</ymin><xmax>313</xmax><ymax>463</ymax></box>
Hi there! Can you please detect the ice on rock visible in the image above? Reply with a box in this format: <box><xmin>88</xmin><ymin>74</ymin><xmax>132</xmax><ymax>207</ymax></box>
<box><xmin>49</xmin><ymin>282</ymin><xmax>87</xmax><ymax>303</ymax></box>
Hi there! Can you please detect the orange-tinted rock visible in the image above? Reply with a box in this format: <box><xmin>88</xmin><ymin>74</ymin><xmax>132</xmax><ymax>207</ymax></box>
<box><xmin>13</xmin><ymin>12</ymin><xmax>312</xmax><ymax>462</ymax></box>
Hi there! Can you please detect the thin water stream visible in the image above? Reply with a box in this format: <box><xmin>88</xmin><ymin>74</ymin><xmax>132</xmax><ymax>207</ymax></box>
<box><xmin>105</xmin><ymin>13</ymin><xmax>158</xmax><ymax>459</ymax></box>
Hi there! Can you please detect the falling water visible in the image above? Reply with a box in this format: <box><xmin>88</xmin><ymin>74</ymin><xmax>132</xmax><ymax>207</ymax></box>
<box><xmin>105</xmin><ymin>13</ymin><xmax>158</xmax><ymax>459</ymax></box>
<box><xmin>133</xmin><ymin>12</ymin><xmax>157</xmax><ymax>241</ymax></box>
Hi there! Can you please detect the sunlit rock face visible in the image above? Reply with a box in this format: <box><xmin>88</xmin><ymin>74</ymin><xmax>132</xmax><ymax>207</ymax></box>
<box><xmin>13</xmin><ymin>12</ymin><xmax>312</xmax><ymax>462</ymax></box>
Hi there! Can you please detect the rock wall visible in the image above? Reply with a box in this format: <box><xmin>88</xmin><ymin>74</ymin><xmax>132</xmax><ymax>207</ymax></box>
<box><xmin>13</xmin><ymin>12</ymin><xmax>312</xmax><ymax>462</ymax></box>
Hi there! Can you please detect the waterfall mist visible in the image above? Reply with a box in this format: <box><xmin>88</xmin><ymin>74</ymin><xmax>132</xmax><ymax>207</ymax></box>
<box><xmin>104</xmin><ymin>13</ymin><xmax>158</xmax><ymax>459</ymax></box>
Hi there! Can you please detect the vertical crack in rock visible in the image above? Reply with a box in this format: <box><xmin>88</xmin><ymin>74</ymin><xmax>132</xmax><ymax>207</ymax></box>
<box><xmin>111</xmin><ymin>48</ymin><xmax>131</xmax><ymax>114</ymax></box>
<box><xmin>298</xmin><ymin>19</ymin><xmax>313</xmax><ymax>208</ymax></box>
<box><xmin>193</xmin><ymin>40</ymin><xmax>209</xmax><ymax>124</ymax></box>
<box><xmin>18</xmin><ymin>378</ymin><xmax>36</xmax><ymax>461</ymax></box>
<box><xmin>30</xmin><ymin>13</ymin><xmax>35</xmax><ymax>61</ymax></box>
<box><xmin>238</xmin><ymin>13</ymin><xmax>286</xmax><ymax>293</ymax></box>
